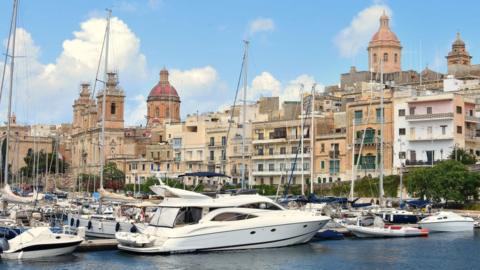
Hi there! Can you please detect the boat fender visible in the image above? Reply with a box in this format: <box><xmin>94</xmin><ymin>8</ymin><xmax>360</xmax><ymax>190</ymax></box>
<box><xmin>76</xmin><ymin>219</ymin><xmax>80</xmax><ymax>228</ymax></box>
<box><xmin>130</xmin><ymin>225</ymin><xmax>137</xmax><ymax>233</ymax></box>
<box><xmin>115</xmin><ymin>222</ymin><xmax>120</xmax><ymax>232</ymax></box>
<box><xmin>70</xmin><ymin>218</ymin><xmax>74</xmax><ymax>227</ymax></box>
<box><xmin>0</xmin><ymin>238</ymin><xmax>9</xmax><ymax>253</ymax></box>
<box><xmin>87</xmin><ymin>221</ymin><xmax>92</xmax><ymax>230</ymax></box>
<box><xmin>390</xmin><ymin>214</ymin><xmax>394</xmax><ymax>222</ymax></box>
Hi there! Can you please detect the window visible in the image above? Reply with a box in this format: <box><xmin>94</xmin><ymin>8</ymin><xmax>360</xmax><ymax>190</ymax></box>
<box><xmin>269</xmin><ymin>148</ymin><xmax>274</xmax><ymax>155</ymax></box>
<box><xmin>110</xmin><ymin>102</ymin><xmax>116</xmax><ymax>115</ymax></box>
<box><xmin>280</xmin><ymin>147</ymin><xmax>286</xmax><ymax>155</ymax></box>
<box><xmin>399</xmin><ymin>151</ymin><xmax>406</xmax><ymax>159</ymax></box>
<box><xmin>258</xmin><ymin>133</ymin><xmax>264</xmax><ymax>140</ymax></box>
<box><xmin>292</xmin><ymin>146</ymin><xmax>298</xmax><ymax>154</ymax></box>
<box><xmin>409</xmin><ymin>107</ymin><xmax>416</xmax><ymax>115</ymax></box>
<box><xmin>456</xmin><ymin>106</ymin><xmax>462</xmax><ymax>114</ymax></box>
<box><xmin>221</xmin><ymin>150</ymin><xmax>226</xmax><ymax>160</ymax></box>
<box><xmin>221</xmin><ymin>136</ymin><xmax>226</xmax><ymax>146</ymax></box>
<box><xmin>376</xmin><ymin>108</ymin><xmax>383</xmax><ymax>122</ymax></box>
<box><xmin>457</xmin><ymin>125</ymin><xmax>463</xmax><ymax>134</ymax></box>
<box><xmin>321</xmin><ymin>160</ymin><xmax>325</xmax><ymax>169</ymax></box>
<box><xmin>321</xmin><ymin>143</ymin><xmax>325</xmax><ymax>152</ymax></box>
<box><xmin>258</xmin><ymin>164</ymin><xmax>264</xmax><ymax>172</ymax></box>
<box><xmin>399</xmin><ymin>128</ymin><xmax>406</xmax><ymax>135</ymax></box>
<box><xmin>427</xmin><ymin>126</ymin><xmax>432</xmax><ymax>136</ymax></box>
<box><xmin>383</xmin><ymin>53</ymin><xmax>388</xmax><ymax>62</ymax></box>
<box><xmin>142</xmin><ymin>164</ymin><xmax>145</xmax><ymax>171</ymax></box>
<box><xmin>398</xmin><ymin>109</ymin><xmax>405</xmax><ymax>116</ymax></box>
<box><xmin>441</xmin><ymin>125</ymin><xmax>447</xmax><ymax>135</ymax></box>
<box><xmin>268</xmin><ymin>164</ymin><xmax>274</xmax><ymax>171</ymax></box>
<box><xmin>373</xmin><ymin>53</ymin><xmax>377</xmax><ymax>63</ymax></box>
<box><xmin>155</xmin><ymin>107</ymin><xmax>160</xmax><ymax>117</ymax></box>
<box><xmin>211</xmin><ymin>212</ymin><xmax>257</xmax><ymax>222</ymax></box>
<box><xmin>329</xmin><ymin>160</ymin><xmax>340</xmax><ymax>174</ymax></box>
<box><xmin>427</xmin><ymin>107</ymin><xmax>432</xmax><ymax>114</ymax></box>
<box><xmin>280</xmin><ymin>163</ymin><xmax>285</xmax><ymax>171</ymax></box>
<box><xmin>469</xmin><ymin>110</ymin><xmax>474</xmax><ymax>117</ymax></box>
<box><xmin>258</xmin><ymin>148</ymin><xmax>264</xmax><ymax>155</ymax></box>
<box><xmin>354</xmin><ymin>110</ymin><xmax>363</xmax><ymax>124</ymax></box>
<box><xmin>394</xmin><ymin>53</ymin><xmax>398</xmax><ymax>63</ymax></box>
<box><xmin>210</xmin><ymin>151</ymin><xmax>214</xmax><ymax>161</ymax></box>
<box><xmin>209</xmin><ymin>137</ymin><xmax>215</xmax><ymax>146</ymax></box>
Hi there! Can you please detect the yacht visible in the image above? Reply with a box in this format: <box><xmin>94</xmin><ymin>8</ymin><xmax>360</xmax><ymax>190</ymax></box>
<box><xmin>0</xmin><ymin>227</ymin><xmax>83</xmax><ymax>259</ymax></box>
<box><xmin>418</xmin><ymin>211</ymin><xmax>475</xmax><ymax>232</ymax></box>
<box><xmin>116</xmin><ymin>185</ymin><xmax>330</xmax><ymax>254</ymax></box>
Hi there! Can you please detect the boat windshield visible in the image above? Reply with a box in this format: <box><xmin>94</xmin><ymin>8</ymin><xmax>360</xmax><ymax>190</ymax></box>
<box><xmin>239</xmin><ymin>202</ymin><xmax>282</xmax><ymax>210</ymax></box>
<box><xmin>211</xmin><ymin>212</ymin><xmax>257</xmax><ymax>221</ymax></box>
<box><xmin>173</xmin><ymin>207</ymin><xmax>203</xmax><ymax>227</ymax></box>
<box><xmin>149</xmin><ymin>207</ymin><xmax>181</xmax><ymax>228</ymax></box>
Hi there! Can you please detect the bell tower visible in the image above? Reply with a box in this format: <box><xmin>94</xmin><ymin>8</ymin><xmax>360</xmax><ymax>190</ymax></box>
<box><xmin>96</xmin><ymin>72</ymin><xmax>125</xmax><ymax>129</ymax></box>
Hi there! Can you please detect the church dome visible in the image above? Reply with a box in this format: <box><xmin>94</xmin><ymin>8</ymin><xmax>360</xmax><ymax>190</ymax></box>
<box><xmin>369</xmin><ymin>12</ymin><xmax>401</xmax><ymax>46</ymax></box>
<box><xmin>148</xmin><ymin>69</ymin><xmax>180</xmax><ymax>101</ymax></box>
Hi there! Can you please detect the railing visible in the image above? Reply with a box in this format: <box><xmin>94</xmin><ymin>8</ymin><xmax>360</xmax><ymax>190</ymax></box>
<box><xmin>465</xmin><ymin>115</ymin><xmax>480</xmax><ymax>122</ymax></box>
<box><xmin>329</xmin><ymin>151</ymin><xmax>340</xmax><ymax>158</ymax></box>
<box><xmin>405</xmin><ymin>159</ymin><xmax>441</xmax><ymax>166</ymax></box>
<box><xmin>406</xmin><ymin>112</ymin><xmax>454</xmax><ymax>120</ymax></box>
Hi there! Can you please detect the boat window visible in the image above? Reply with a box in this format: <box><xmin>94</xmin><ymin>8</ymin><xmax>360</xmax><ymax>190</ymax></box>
<box><xmin>174</xmin><ymin>207</ymin><xmax>203</xmax><ymax>227</ymax></box>
<box><xmin>211</xmin><ymin>212</ymin><xmax>257</xmax><ymax>221</ymax></box>
<box><xmin>149</xmin><ymin>207</ymin><xmax>181</xmax><ymax>228</ymax></box>
<box><xmin>239</xmin><ymin>202</ymin><xmax>282</xmax><ymax>210</ymax></box>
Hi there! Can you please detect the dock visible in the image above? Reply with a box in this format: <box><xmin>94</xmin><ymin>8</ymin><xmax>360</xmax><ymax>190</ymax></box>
<box><xmin>76</xmin><ymin>239</ymin><xmax>118</xmax><ymax>252</ymax></box>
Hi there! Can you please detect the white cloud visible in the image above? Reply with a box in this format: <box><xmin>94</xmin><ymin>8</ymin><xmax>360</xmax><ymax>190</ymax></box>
<box><xmin>1</xmin><ymin>16</ymin><xmax>147</xmax><ymax>124</ymax></box>
<box><xmin>334</xmin><ymin>4</ymin><xmax>392</xmax><ymax>58</ymax></box>
<box><xmin>248</xmin><ymin>72</ymin><xmax>323</xmax><ymax>104</ymax></box>
<box><xmin>248</xmin><ymin>17</ymin><xmax>275</xmax><ymax>36</ymax></box>
<box><xmin>169</xmin><ymin>66</ymin><xmax>219</xmax><ymax>98</ymax></box>
<box><xmin>125</xmin><ymin>94</ymin><xmax>147</xmax><ymax>126</ymax></box>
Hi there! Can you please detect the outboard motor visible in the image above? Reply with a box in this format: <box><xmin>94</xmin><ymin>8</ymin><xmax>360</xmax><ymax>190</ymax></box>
<box><xmin>0</xmin><ymin>238</ymin><xmax>9</xmax><ymax>253</ymax></box>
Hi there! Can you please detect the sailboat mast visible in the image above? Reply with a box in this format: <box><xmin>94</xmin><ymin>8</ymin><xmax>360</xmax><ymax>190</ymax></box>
<box><xmin>349</xmin><ymin>118</ymin><xmax>356</xmax><ymax>200</ymax></box>
<box><xmin>3</xmin><ymin>0</ymin><xmax>18</xmax><ymax>187</ymax></box>
<box><xmin>309</xmin><ymin>84</ymin><xmax>316</xmax><ymax>194</ymax></box>
<box><xmin>379</xmin><ymin>60</ymin><xmax>385</xmax><ymax>206</ymax></box>
<box><xmin>99</xmin><ymin>9</ymin><xmax>112</xmax><ymax>190</ymax></box>
<box><xmin>241</xmin><ymin>40</ymin><xmax>249</xmax><ymax>190</ymax></box>
<box><xmin>300</xmin><ymin>87</ymin><xmax>304</xmax><ymax>195</ymax></box>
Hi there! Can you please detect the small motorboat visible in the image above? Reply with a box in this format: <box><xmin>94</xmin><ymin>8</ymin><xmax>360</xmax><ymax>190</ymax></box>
<box><xmin>346</xmin><ymin>224</ymin><xmax>429</xmax><ymax>238</ymax></box>
<box><xmin>418</xmin><ymin>211</ymin><xmax>474</xmax><ymax>232</ymax></box>
<box><xmin>0</xmin><ymin>227</ymin><xmax>83</xmax><ymax>260</ymax></box>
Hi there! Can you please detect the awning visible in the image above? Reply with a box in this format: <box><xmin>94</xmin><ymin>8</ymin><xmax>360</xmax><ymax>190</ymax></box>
<box><xmin>178</xmin><ymin>172</ymin><xmax>230</xmax><ymax>178</ymax></box>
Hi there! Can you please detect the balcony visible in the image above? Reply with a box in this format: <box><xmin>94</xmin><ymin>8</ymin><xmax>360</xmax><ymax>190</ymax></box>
<box><xmin>408</xmin><ymin>135</ymin><xmax>453</xmax><ymax>141</ymax></box>
<box><xmin>329</xmin><ymin>150</ymin><xmax>340</xmax><ymax>158</ymax></box>
<box><xmin>406</xmin><ymin>112</ymin><xmax>454</xmax><ymax>121</ymax></box>
<box><xmin>405</xmin><ymin>159</ymin><xmax>441</xmax><ymax>166</ymax></box>
<box><xmin>355</xmin><ymin>137</ymin><xmax>377</xmax><ymax>145</ymax></box>
<box><xmin>465</xmin><ymin>115</ymin><xmax>480</xmax><ymax>123</ymax></box>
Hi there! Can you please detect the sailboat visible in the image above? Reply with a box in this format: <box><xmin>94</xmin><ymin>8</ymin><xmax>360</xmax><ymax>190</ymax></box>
<box><xmin>67</xmin><ymin>9</ymin><xmax>137</xmax><ymax>238</ymax></box>
<box><xmin>0</xmin><ymin>0</ymin><xmax>83</xmax><ymax>260</ymax></box>
<box><xmin>0</xmin><ymin>0</ymin><xmax>41</xmax><ymax>206</ymax></box>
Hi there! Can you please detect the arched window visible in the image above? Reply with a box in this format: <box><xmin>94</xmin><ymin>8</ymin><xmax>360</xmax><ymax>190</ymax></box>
<box><xmin>155</xmin><ymin>107</ymin><xmax>160</xmax><ymax>117</ymax></box>
<box><xmin>394</xmin><ymin>53</ymin><xmax>398</xmax><ymax>63</ymax></box>
<box><xmin>111</xmin><ymin>102</ymin><xmax>116</xmax><ymax>115</ymax></box>
<box><xmin>383</xmin><ymin>53</ymin><xmax>388</xmax><ymax>62</ymax></box>
<box><xmin>373</xmin><ymin>53</ymin><xmax>377</xmax><ymax>64</ymax></box>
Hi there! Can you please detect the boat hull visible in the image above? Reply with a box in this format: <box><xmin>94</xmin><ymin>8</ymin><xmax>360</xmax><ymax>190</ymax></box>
<box><xmin>1</xmin><ymin>241</ymin><xmax>82</xmax><ymax>260</ymax></box>
<box><xmin>68</xmin><ymin>214</ymin><xmax>133</xmax><ymax>239</ymax></box>
<box><xmin>346</xmin><ymin>225</ymin><xmax>428</xmax><ymax>238</ymax></box>
<box><xmin>419</xmin><ymin>221</ymin><xmax>474</xmax><ymax>232</ymax></box>
<box><xmin>118</xmin><ymin>219</ymin><xmax>328</xmax><ymax>254</ymax></box>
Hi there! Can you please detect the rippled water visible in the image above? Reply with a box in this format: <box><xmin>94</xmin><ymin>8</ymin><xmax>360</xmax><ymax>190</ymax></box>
<box><xmin>2</xmin><ymin>231</ymin><xmax>479</xmax><ymax>270</ymax></box>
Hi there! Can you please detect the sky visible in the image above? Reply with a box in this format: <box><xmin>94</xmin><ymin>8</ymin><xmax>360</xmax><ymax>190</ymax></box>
<box><xmin>1</xmin><ymin>0</ymin><xmax>480</xmax><ymax>126</ymax></box>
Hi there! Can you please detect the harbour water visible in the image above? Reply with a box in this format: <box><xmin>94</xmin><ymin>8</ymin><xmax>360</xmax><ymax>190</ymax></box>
<box><xmin>2</xmin><ymin>230</ymin><xmax>479</xmax><ymax>270</ymax></box>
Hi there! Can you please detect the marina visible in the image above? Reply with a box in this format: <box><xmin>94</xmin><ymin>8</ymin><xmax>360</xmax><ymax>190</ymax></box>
<box><xmin>0</xmin><ymin>231</ymin><xmax>479</xmax><ymax>270</ymax></box>
<box><xmin>1</xmin><ymin>0</ymin><xmax>480</xmax><ymax>269</ymax></box>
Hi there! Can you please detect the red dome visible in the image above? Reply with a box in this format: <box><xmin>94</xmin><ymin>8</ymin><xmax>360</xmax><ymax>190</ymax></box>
<box><xmin>148</xmin><ymin>68</ymin><xmax>180</xmax><ymax>101</ymax></box>
<box><xmin>148</xmin><ymin>83</ymin><xmax>179</xmax><ymax>98</ymax></box>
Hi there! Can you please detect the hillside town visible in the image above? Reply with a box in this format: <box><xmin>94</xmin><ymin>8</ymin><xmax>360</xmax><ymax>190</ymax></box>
<box><xmin>2</xmin><ymin>13</ymin><xmax>480</xmax><ymax>193</ymax></box>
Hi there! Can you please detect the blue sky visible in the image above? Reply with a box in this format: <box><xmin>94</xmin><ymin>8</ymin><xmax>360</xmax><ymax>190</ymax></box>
<box><xmin>1</xmin><ymin>0</ymin><xmax>480</xmax><ymax>125</ymax></box>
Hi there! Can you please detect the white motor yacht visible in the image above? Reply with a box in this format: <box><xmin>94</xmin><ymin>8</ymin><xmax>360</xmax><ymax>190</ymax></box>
<box><xmin>418</xmin><ymin>211</ymin><xmax>474</xmax><ymax>232</ymax></box>
<box><xmin>0</xmin><ymin>227</ymin><xmax>83</xmax><ymax>260</ymax></box>
<box><xmin>116</xmin><ymin>185</ymin><xmax>330</xmax><ymax>254</ymax></box>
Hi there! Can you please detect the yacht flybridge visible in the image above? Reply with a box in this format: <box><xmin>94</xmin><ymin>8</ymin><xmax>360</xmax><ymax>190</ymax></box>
<box><xmin>116</xmin><ymin>185</ymin><xmax>330</xmax><ymax>254</ymax></box>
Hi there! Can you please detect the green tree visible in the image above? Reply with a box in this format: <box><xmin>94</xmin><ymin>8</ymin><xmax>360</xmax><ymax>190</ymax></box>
<box><xmin>103</xmin><ymin>162</ymin><xmax>125</xmax><ymax>191</ymax></box>
<box><xmin>449</xmin><ymin>148</ymin><xmax>477</xmax><ymax>165</ymax></box>
<box><xmin>406</xmin><ymin>160</ymin><xmax>480</xmax><ymax>203</ymax></box>
<box><xmin>19</xmin><ymin>149</ymin><xmax>69</xmax><ymax>178</ymax></box>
